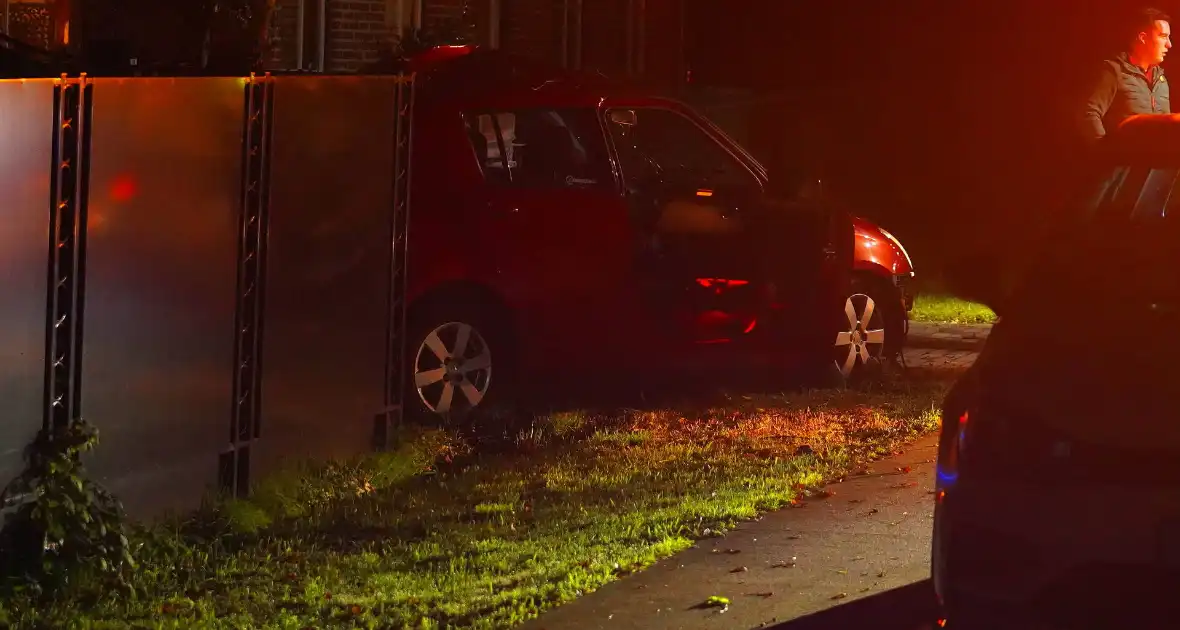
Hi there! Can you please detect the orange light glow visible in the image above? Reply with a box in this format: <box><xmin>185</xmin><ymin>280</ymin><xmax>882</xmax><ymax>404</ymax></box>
<box><xmin>936</xmin><ymin>489</ymin><xmax>945</xmax><ymax>503</ymax></box>
<box><xmin>696</xmin><ymin>189</ymin><xmax>713</xmax><ymax>197</ymax></box>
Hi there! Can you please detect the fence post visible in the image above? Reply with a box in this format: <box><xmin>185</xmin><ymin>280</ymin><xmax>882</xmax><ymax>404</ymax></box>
<box><xmin>219</xmin><ymin>73</ymin><xmax>274</xmax><ymax>498</ymax></box>
<box><xmin>43</xmin><ymin>73</ymin><xmax>92</xmax><ymax>434</ymax></box>
<box><xmin>374</xmin><ymin>73</ymin><xmax>415</xmax><ymax>451</ymax></box>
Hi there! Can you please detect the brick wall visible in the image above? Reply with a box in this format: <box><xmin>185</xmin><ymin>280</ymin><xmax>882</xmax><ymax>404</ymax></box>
<box><xmin>266</xmin><ymin>0</ymin><xmax>486</xmax><ymax>72</ymax></box>
<box><xmin>422</xmin><ymin>0</ymin><xmax>467</xmax><ymax>28</ymax></box>
<box><xmin>325</xmin><ymin>0</ymin><xmax>391</xmax><ymax>71</ymax></box>
<box><xmin>265</xmin><ymin>0</ymin><xmax>391</xmax><ymax>72</ymax></box>
<box><xmin>266</xmin><ymin>0</ymin><xmax>301</xmax><ymax>69</ymax></box>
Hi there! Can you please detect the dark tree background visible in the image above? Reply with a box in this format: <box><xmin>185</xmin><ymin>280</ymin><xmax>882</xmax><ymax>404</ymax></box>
<box><xmin>684</xmin><ymin>0</ymin><xmax>1173</xmax><ymax>289</ymax></box>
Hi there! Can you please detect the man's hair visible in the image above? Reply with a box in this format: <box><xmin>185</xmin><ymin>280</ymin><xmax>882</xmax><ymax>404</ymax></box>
<box><xmin>1132</xmin><ymin>7</ymin><xmax>1171</xmax><ymax>39</ymax></box>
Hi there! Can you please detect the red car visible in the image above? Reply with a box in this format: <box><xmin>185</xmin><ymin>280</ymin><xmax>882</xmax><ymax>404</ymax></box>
<box><xmin>396</xmin><ymin>47</ymin><xmax>913</xmax><ymax>420</ymax></box>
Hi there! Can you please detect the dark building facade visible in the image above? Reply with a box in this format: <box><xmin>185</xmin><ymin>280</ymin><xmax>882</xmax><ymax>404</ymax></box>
<box><xmin>265</xmin><ymin>0</ymin><xmax>686</xmax><ymax>82</ymax></box>
<box><xmin>1</xmin><ymin>0</ymin><xmax>686</xmax><ymax>83</ymax></box>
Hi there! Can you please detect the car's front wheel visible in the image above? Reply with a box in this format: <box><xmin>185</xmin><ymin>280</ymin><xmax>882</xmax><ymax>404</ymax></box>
<box><xmin>403</xmin><ymin>299</ymin><xmax>513</xmax><ymax>427</ymax></box>
<box><xmin>833</xmin><ymin>276</ymin><xmax>904</xmax><ymax>379</ymax></box>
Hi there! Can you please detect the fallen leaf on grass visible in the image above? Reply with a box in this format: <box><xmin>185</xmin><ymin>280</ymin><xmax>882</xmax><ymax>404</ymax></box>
<box><xmin>749</xmin><ymin>591</ymin><xmax>774</xmax><ymax>598</ymax></box>
<box><xmin>831</xmin><ymin>593</ymin><xmax>848</xmax><ymax>600</ymax></box>
<box><xmin>896</xmin><ymin>466</ymin><xmax>912</xmax><ymax>474</ymax></box>
<box><xmin>867</xmin><ymin>508</ymin><xmax>880</xmax><ymax>515</ymax></box>
<box><xmin>836</xmin><ymin>570</ymin><xmax>848</xmax><ymax>575</ymax></box>
<box><xmin>771</xmin><ymin>559</ymin><xmax>797</xmax><ymax>568</ymax></box>
<box><xmin>731</xmin><ymin>566</ymin><xmax>748</xmax><ymax>573</ymax></box>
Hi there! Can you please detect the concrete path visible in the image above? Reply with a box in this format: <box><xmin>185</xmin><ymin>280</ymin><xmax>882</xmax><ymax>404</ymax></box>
<box><xmin>521</xmin><ymin>348</ymin><xmax>975</xmax><ymax>630</ymax></box>
<box><xmin>907</xmin><ymin>322</ymin><xmax>992</xmax><ymax>351</ymax></box>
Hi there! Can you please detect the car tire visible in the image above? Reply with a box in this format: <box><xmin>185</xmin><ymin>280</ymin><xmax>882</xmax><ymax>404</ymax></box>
<box><xmin>402</xmin><ymin>296</ymin><xmax>516</xmax><ymax>433</ymax></box>
<box><xmin>833</xmin><ymin>274</ymin><xmax>904</xmax><ymax>380</ymax></box>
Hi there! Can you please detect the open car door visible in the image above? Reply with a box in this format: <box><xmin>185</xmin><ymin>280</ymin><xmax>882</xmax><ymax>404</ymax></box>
<box><xmin>603</xmin><ymin>102</ymin><xmax>852</xmax><ymax>365</ymax></box>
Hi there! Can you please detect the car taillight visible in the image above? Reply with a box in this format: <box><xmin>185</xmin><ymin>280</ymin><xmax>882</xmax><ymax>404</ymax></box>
<box><xmin>936</xmin><ymin>409</ymin><xmax>969</xmax><ymax>492</ymax></box>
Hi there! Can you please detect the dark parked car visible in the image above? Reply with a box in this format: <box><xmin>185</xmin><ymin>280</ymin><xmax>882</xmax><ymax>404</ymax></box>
<box><xmin>933</xmin><ymin>114</ymin><xmax>1180</xmax><ymax>629</ymax></box>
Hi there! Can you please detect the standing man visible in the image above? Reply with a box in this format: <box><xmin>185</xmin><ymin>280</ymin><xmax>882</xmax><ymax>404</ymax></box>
<box><xmin>1083</xmin><ymin>7</ymin><xmax>1172</xmax><ymax>141</ymax></box>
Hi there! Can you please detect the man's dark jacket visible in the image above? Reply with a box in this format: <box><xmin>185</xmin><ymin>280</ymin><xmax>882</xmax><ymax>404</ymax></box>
<box><xmin>1082</xmin><ymin>52</ymin><xmax>1170</xmax><ymax>141</ymax></box>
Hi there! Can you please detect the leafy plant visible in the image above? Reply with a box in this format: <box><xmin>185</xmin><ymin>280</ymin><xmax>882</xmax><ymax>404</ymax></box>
<box><xmin>0</xmin><ymin>419</ymin><xmax>134</xmax><ymax>596</ymax></box>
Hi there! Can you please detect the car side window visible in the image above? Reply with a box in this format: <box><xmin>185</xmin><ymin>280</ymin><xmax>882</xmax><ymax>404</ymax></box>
<box><xmin>463</xmin><ymin>108</ymin><xmax>613</xmax><ymax>192</ymax></box>
<box><xmin>605</xmin><ymin>107</ymin><xmax>761</xmax><ymax>195</ymax></box>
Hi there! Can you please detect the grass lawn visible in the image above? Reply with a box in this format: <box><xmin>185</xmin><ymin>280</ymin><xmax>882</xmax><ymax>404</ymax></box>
<box><xmin>910</xmin><ymin>294</ymin><xmax>997</xmax><ymax>325</ymax></box>
<box><xmin>1</xmin><ymin>374</ymin><xmax>954</xmax><ymax>630</ymax></box>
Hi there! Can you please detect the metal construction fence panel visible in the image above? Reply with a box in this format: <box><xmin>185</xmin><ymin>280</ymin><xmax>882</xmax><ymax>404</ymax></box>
<box><xmin>0</xmin><ymin>72</ymin><xmax>414</xmax><ymax>518</ymax></box>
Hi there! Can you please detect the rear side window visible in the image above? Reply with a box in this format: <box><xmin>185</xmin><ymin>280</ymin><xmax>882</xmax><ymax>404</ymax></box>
<box><xmin>463</xmin><ymin>108</ymin><xmax>614</xmax><ymax>192</ymax></box>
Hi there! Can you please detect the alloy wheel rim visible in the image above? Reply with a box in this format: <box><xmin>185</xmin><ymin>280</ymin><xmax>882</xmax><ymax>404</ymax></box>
<box><xmin>833</xmin><ymin>294</ymin><xmax>886</xmax><ymax>378</ymax></box>
<box><xmin>413</xmin><ymin>321</ymin><xmax>492</xmax><ymax>414</ymax></box>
